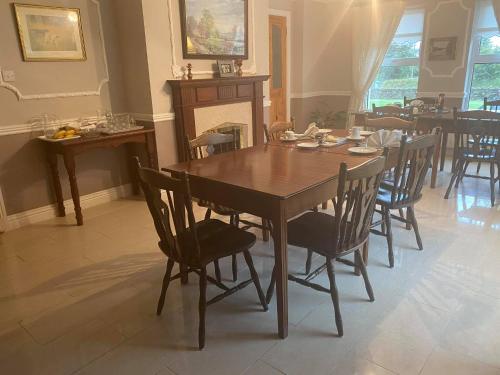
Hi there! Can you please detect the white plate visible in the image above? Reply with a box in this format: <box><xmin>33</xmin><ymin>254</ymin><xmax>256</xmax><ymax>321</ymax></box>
<box><xmin>347</xmin><ymin>136</ymin><xmax>365</xmax><ymax>141</ymax></box>
<box><xmin>38</xmin><ymin>135</ymin><xmax>81</xmax><ymax>142</ymax></box>
<box><xmin>348</xmin><ymin>146</ymin><xmax>378</xmax><ymax>155</ymax></box>
<box><xmin>280</xmin><ymin>136</ymin><xmax>299</xmax><ymax>142</ymax></box>
<box><xmin>320</xmin><ymin>142</ymin><xmax>338</xmax><ymax>148</ymax></box>
<box><xmin>297</xmin><ymin>142</ymin><xmax>319</xmax><ymax>149</ymax></box>
<box><xmin>360</xmin><ymin>130</ymin><xmax>374</xmax><ymax>136</ymax></box>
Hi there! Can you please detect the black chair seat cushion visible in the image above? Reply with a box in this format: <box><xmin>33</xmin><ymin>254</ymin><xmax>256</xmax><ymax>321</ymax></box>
<box><xmin>197</xmin><ymin>200</ymin><xmax>240</xmax><ymax>216</ymax></box>
<box><xmin>287</xmin><ymin>212</ymin><xmax>338</xmax><ymax>256</ymax></box>
<box><xmin>376</xmin><ymin>184</ymin><xmax>421</xmax><ymax>207</ymax></box>
<box><xmin>176</xmin><ymin>219</ymin><xmax>256</xmax><ymax>266</ymax></box>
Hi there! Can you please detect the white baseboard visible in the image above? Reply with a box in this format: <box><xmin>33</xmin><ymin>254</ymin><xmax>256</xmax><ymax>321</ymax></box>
<box><xmin>5</xmin><ymin>184</ymin><xmax>133</xmax><ymax>232</ymax></box>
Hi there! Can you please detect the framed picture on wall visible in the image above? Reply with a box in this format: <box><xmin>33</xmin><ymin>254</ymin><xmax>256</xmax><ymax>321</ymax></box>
<box><xmin>428</xmin><ymin>37</ymin><xmax>457</xmax><ymax>61</ymax></box>
<box><xmin>179</xmin><ymin>0</ymin><xmax>248</xmax><ymax>60</ymax></box>
<box><xmin>13</xmin><ymin>3</ymin><xmax>86</xmax><ymax>61</ymax></box>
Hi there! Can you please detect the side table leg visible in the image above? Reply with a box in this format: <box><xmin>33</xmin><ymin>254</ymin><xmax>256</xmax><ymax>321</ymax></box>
<box><xmin>47</xmin><ymin>152</ymin><xmax>65</xmax><ymax>217</ymax></box>
<box><xmin>127</xmin><ymin>144</ymin><xmax>140</xmax><ymax>195</ymax></box>
<box><xmin>63</xmin><ymin>152</ymin><xmax>83</xmax><ymax>226</ymax></box>
<box><xmin>146</xmin><ymin>132</ymin><xmax>159</xmax><ymax>170</ymax></box>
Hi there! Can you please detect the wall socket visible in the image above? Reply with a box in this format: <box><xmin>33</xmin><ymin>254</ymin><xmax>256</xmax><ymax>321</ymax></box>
<box><xmin>1</xmin><ymin>70</ymin><xmax>16</xmax><ymax>82</ymax></box>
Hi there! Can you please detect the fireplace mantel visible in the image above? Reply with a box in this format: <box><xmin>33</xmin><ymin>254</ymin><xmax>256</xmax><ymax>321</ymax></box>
<box><xmin>167</xmin><ymin>74</ymin><xmax>270</xmax><ymax>161</ymax></box>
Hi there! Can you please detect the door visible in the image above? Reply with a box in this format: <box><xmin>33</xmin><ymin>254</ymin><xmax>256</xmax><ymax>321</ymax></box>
<box><xmin>269</xmin><ymin>15</ymin><xmax>287</xmax><ymax>123</ymax></box>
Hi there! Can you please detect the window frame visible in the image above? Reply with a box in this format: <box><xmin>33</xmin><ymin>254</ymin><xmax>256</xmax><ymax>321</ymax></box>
<box><xmin>366</xmin><ymin>8</ymin><xmax>425</xmax><ymax>108</ymax></box>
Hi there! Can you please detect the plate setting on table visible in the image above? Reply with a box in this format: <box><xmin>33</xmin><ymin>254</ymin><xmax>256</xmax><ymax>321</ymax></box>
<box><xmin>348</xmin><ymin>146</ymin><xmax>379</xmax><ymax>155</ymax></box>
<box><xmin>297</xmin><ymin>142</ymin><xmax>320</xmax><ymax>149</ymax></box>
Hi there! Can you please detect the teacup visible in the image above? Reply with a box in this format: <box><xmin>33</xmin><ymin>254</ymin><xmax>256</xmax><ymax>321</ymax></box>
<box><xmin>284</xmin><ymin>130</ymin><xmax>295</xmax><ymax>140</ymax></box>
<box><xmin>351</xmin><ymin>126</ymin><xmax>362</xmax><ymax>139</ymax></box>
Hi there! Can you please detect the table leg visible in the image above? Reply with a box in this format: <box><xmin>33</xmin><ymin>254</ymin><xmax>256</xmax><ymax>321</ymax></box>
<box><xmin>126</xmin><ymin>144</ymin><xmax>140</xmax><ymax>195</ymax></box>
<box><xmin>440</xmin><ymin>131</ymin><xmax>448</xmax><ymax>172</ymax></box>
<box><xmin>145</xmin><ymin>132</ymin><xmax>159</xmax><ymax>170</ymax></box>
<box><xmin>63</xmin><ymin>152</ymin><xmax>83</xmax><ymax>226</ymax></box>
<box><xmin>272</xmin><ymin>201</ymin><xmax>288</xmax><ymax>339</ymax></box>
<box><xmin>47</xmin><ymin>151</ymin><xmax>65</xmax><ymax>217</ymax></box>
<box><xmin>431</xmin><ymin>132</ymin><xmax>441</xmax><ymax>188</ymax></box>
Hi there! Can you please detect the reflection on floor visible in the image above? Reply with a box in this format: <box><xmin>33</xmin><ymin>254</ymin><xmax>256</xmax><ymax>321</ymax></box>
<box><xmin>0</xmin><ymin>162</ymin><xmax>499</xmax><ymax>375</ymax></box>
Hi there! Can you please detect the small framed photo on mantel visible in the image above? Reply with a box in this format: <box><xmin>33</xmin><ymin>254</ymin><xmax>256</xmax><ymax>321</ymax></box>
<box><xmin>13</xmin><ymin>3</ymin><xmax>86</xmax><ymax>61</ymax></box>
<box><xmin>217</xmin><ymin>60</ymin><xmax>235</xmax><ymax>77</ymax></box>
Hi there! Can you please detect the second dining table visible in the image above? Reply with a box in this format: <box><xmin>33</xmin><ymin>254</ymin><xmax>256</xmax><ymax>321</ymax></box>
<box><xmin>165</xmin><ymin>130</ymin><xmax>395</xmax><ymax>339</ymax></box>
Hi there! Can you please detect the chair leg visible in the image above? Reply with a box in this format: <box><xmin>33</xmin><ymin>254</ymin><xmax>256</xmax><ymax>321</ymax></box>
<box><xmin>266</xmin><ymin>266</ymin><xmax>276</xmax><ymax>304</ymax></box>
<box><xmin>399</xmin><ymin>208</ymin><xmax>410</xmax><ymax>230</ymax></box>
<box><xmin>198</xmin><ymin>267</ymin><xmax>207</xmax><ymax>350</ymax></box>
<box><xmin>457</xmin><ymin>161</ymin><xmax>469</xmax><ymax>186</ymax></box>
<box><xmin>262</xmin><ymin>218</ymin><xmax>270</xmax><ymax>242</ymax></box>
<box><xmin>445</xmin><ymin>159</ymin><xmax>463</xmax><ymax>199</ymax></box>
<box><xmin>305</xmin><ymin>249</ymin><xmax>313</xmax><ymax>275</ymax></box>
<box><xmin>407</xmin><ymin>206</ymin><xmax>423</xmax><ymax>250</ymax></box>
<box><xmin>243</xmin><ymin>250</ymin><xmax>268</xmax><ymax>311</ymax></box>
<box><xmin>490</xmin><ymin>162</ymin><xmax>496</xmax><ymax>207</ymax></box>
<box><xmin>355</xmin><ymin>250</ymin><xmax>374</xmax><ymax>302</ymax></box>
<box><xmin>204</xmin><ymin>209</ymin><xmax>212</xmax><ymax>220</ymax></box>
<box><xmin>383</xmin><ymin>207</ymin><xmax>394</xmax><ymax>268</ymax></box>
<box><xmin>326</xmin><ymin>258</ymin><xmax>343</xmax><ymax>337</ymax></box>
<box><xmin>157</xmin><ymin>258</ymin><xmax>175</xmax><ymax>315</ymax></box>
<box><xmin>476</xmin><ymin>161</ymin><xmax>482</xmax><ymax>174</ymax></box>
<box><xmin>231</xmin><ymin>254</ymin><xmax>238</xmax><ymax>282</ymax></box>
<box><xmin>214</xmin><ymin>260</ymin><xmax>222</xmax><ymax>283</ymax></box>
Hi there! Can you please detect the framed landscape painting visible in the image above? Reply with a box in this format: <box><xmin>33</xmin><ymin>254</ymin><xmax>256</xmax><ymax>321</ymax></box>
<box><xmin>14</xmin><ymin>3</ymin><xmax>86</xmax><ymax>61</ymax></box>
<box><xmin>180</xmin><ymin>0</ymin><xmax>248</xmax><ymax>60</ymax></box>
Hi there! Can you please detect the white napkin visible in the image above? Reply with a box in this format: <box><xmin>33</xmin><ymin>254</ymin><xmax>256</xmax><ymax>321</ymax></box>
<box><xmin>301</xmin><ymin>122</ymin><xmax>319</xmax><ymax>138</ymax></box>
<box><xmin>410</xmin><ymin>99</ymin><xmax>424</xmax><ymax>107</ymax></box>
<box><xmin>367</xmin><ymin>130</ymin><xmax>402</xmax><ymax>148</ymax></box>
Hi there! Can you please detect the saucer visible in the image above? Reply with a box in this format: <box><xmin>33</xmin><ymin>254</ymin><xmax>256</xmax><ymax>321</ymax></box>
<box><xmin>347</xmin><ymin>136</ymin><xmax>365</xmax><ymax>141</ymax></box>
<box><xmin>280</xmin><ymin>136</ymin><xmax>298</xmax><ymax>142</ymax></box>
<box><xmin>348</xmin><ymin>146</ymin><xmax>378</xmax><ymax>155</ymax></box>
<box><xmin>297</xmin><ymin>142</ymin><xmax>319</xmax><ymax>149</ymax></box>
<box><xmin>360</xmin><ymin>131</ymin><xmax>374</xmax><ymax>136</ymax></box>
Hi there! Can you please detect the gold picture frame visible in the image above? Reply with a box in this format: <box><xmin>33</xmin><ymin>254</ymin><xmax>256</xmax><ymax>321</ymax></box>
<box><xmin>13</xmin><ymin>3</ymin><xmax>86</xmax><ymax>62</ymax></box>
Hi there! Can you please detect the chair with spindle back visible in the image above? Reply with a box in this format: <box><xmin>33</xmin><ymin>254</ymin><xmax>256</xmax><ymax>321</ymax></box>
<box><xmin>444</xmin><ymin>109</ymin><xmax>500</xmax><ymax>206</ymax></box>
<box><xmin>134</xmin><ymin>158</ymin><xmax>267</xmax><ymax>350</ymax></box>
<box><xmin>185</xmin><ymin>131</ymin><xmax>271</xmax><ymax>283</ymax></box>
<box><xmin>370</xmin><ymin>133</ymin><xmax>439</xmax><ymax>268</ymax></box>
<box><xmin>484</xmin><ymin>97</ymin><xmax>500</xmax><ymax>112</ymax></box>
<box><xmin>266</xmin><ymin>156</ymin><xmax>387</xmax><ymax>336</ymax></box>
<box><xmin>364</xmin><ymin>116</ymin><xmax>416</xmax><ymax>132</ymax></box>
<box><xmin>403</xmin><ymin>96</ymin><xmax>438</xmax><ymax>107</ymax></box>
<box><xmin>264</xmin><ymin>118</ymin><xmax>296</xmax><ymax>142</ymax></box>
<box><xmin>372</xmin><ymin>104</ymin><xmax>410</xmax><ymax>119</ymax></box>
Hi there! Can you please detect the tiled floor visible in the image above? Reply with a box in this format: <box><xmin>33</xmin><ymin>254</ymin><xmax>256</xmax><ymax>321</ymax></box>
<box><xmin>1</xmin><ymin>163</ymin><xmax>500</xmax><ymax>375</ymax></box>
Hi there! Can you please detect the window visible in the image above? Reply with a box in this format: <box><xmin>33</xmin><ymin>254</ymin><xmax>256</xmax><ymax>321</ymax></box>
<box><xmin>367</xmin><ymin>9</ymin><xmax>425</xmax><ymax>108</ymax></box>
<box><xmin>466</xmin><ymin>0</ymin><xmax>500</xmax><ymax>109</ymax></box>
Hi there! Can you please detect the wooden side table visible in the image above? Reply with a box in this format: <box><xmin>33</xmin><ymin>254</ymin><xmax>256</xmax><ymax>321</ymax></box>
<box><xmin>42</xmin><ymin>128</ymin><xmax>158</xmax><ymax>226</ymax></box>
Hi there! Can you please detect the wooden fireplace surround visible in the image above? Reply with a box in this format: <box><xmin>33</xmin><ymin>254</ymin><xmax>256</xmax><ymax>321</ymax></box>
<box><xmin>167</xmin><ymin>75</ymin><xmax>270</xmax><ymax>161</ymax></box>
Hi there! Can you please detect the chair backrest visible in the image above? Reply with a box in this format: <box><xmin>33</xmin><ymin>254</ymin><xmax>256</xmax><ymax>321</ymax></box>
<box><xmin>332</xmin><ymin>156</ymin><xmax>386</xmax><ymax>254</ymax></box>
<box><xmin>454</xmin><ymin>109</ymin><xmax>500</xmax><ymax>159</ymax></box>
<box><xmin>484</xmin><ymin>97</ymin><xmax>500</xmax><ymax>112</ymax></box>
<box><xmin>390</xmin><ymin>133</ymin><xmax>438</xmax><ymax>206</ymax></box>
<box><xmin>404</xmin><ymin>96</ymin><xmax>438</xmax><ymax>107</ymax></box>
<box><xmin>134</xmin><ymin>157</ymin><xmax>200</xmax><ymax>263</ymax></box>
<box><xmin>364</xmin><ymin>116</ymin><xmax>416</xmax><ymax>132</ymax></box>
<box><xmin>372</xmin><ymin>105</ymin><xmax>409</xmax><ymax>119</ymax></box>
<box><xmin>264</xmin><ymin>118</ymin><xmax>295</xmax><ymax>142</ymax></box>
<box><xmin>185</xmin><ymin>131</ymin><xmax>237</xmax><ymax>161</ymax></box>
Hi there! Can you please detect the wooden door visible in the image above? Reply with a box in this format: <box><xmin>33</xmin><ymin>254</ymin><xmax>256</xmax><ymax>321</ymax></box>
<box><xmin>269</xmin><ymin>15</ymin><xmax>287</xmax><ymax>123</ymax></box>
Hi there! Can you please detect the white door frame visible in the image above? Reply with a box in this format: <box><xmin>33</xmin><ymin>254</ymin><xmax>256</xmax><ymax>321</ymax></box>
<box><xmin>269</xmin><ymin>9</ymin><xmax>291</xmax><ymax>121</ymax></box>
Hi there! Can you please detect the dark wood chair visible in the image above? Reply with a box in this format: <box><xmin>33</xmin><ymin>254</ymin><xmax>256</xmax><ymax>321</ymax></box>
<box><xmin>134</xmin><ymin>157</ymin><xmax>267</xmax><ymax>350</ymax></box>
<box><xmin>370</xmin><ymin>133</ymin><xmax>439</xmax><ymax>268</ymax></box>
<box><xmin>404</xmin><ymin>96</ymin><xmax>438</xmax><ymax>107</ymax></box>
<box><xmin>372</xmin><ymin>104</ymin><xmax>409</xmax><ymax>119</ymax></box>
<box><xmin>484</xmin><ymin>97</ymin><xmax>500</xmax><ymax>112</ymax></box>
<box><xmin>444</xmin><ymin>109</ymin><xmax>500</xmax><ymax>207</ymax></box>
<box><xmin>266</xmin><ymin>156</ymin><xmax>387</xmax><ymax>336</ymax></box>
<box><xmin>264</xmin><ymin>118</ymin><xmax>296</xmax><ymax>142</ymax></box>
<box><xmin>185</xmin><ymin>132</ymin><xmax>270</xmax><ymax>284</ymax></box>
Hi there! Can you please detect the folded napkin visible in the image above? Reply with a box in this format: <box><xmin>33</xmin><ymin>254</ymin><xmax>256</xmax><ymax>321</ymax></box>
<box><xmin>301</xmin><ymin>122</ymin><xmax>320</xmax><ymax>138</ymax></box>
<box><xmin>367</xmin><ymin>130</ymin><xmax>402</xmax><ymax>148</ymax></box>
<box><xmin>409</xmin><ymin>99</ymin><xmax>424</xmax><ymax>107</ymax></box>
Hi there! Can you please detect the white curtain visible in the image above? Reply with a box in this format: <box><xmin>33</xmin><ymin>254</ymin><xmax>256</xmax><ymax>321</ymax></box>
<box><xmin>348</xmin><ymin>1</ymin><xmax>405</xmax><ymax>125</ymax></box>
<box><xmin>493</xmin><ymin>0</ymin><xmax>500</xmax><ymax>27</ymax></box>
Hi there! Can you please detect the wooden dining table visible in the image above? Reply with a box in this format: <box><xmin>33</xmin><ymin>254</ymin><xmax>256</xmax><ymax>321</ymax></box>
<box><xmin>165</xmin><ymin>130</ymin><xmax>394</xmax><ymax>339</ymax></box>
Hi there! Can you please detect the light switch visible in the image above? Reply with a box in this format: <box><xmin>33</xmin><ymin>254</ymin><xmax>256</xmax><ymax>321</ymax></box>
<box><xmin>2</xmin><ymin>70</ymin><xmax>16</xmax><ymax>82</ymax></box>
